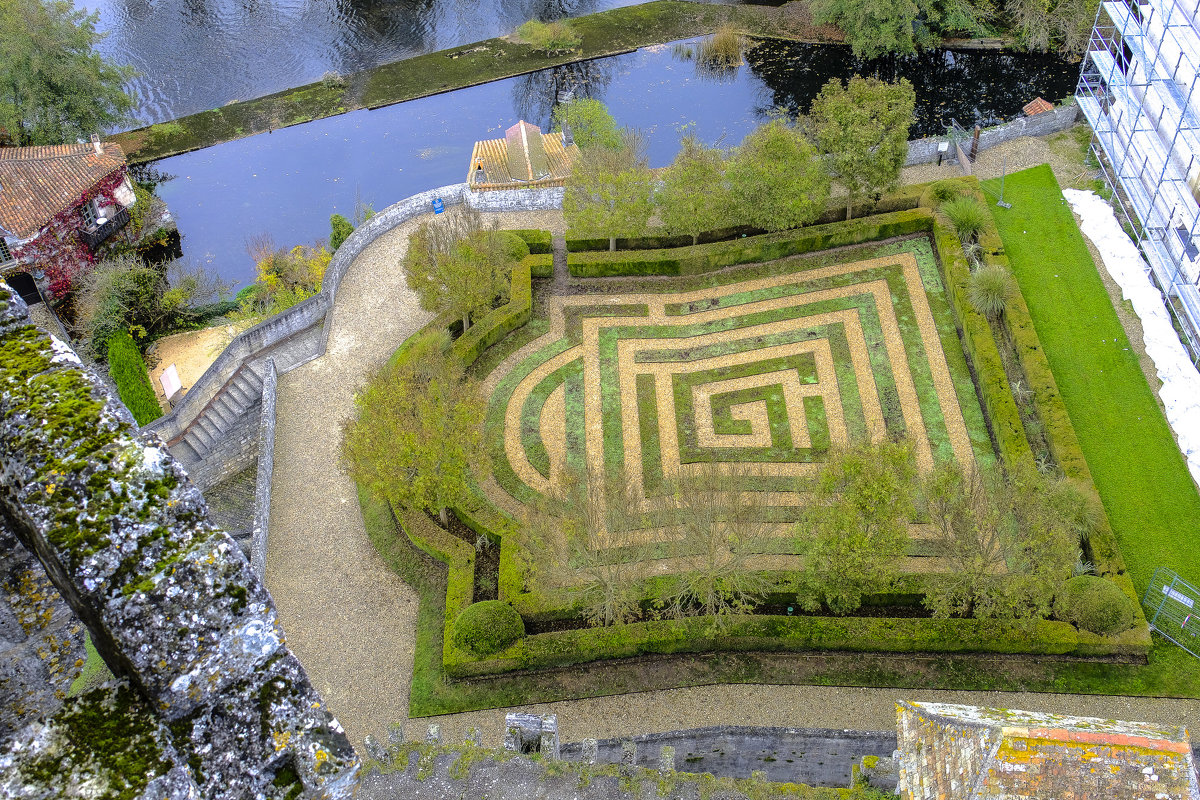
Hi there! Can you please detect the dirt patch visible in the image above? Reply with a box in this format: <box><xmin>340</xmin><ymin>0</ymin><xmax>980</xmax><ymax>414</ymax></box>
<box><xmin>145</xmin><ymin>325</ymin><xmax>240</xmax><ymax>406</ymax></box>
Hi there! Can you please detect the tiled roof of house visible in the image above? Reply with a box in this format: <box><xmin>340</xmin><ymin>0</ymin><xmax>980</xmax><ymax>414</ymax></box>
<box><xmin>0</xmin><ymin>143</ymin><xmax>126</xmax><ymax>238</ymax></box>
<box><xmin>468</xmin><ymin>122</ymin><xmax>576</xmax><ymax>191</ymax></box>
<box><xmin>1023</xmin><ymin>97</ymin><xmax>1056</xmax><ymax>116</ymax></box>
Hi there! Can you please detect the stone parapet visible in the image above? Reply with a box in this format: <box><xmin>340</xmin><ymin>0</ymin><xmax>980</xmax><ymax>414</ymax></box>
<box><xmin>0</xmin><ymin>286</ymin><xmax>358</xmax><ymax>799</ymax></box>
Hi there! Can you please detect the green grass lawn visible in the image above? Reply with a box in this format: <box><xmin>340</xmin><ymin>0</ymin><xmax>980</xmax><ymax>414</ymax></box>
<box><xmin>984</xmin><ymin>164</ymin><xmax>1200</xmax><ymax>696</ymax></box>
<box><xmin>984</xmin><ymin>165</ymin><xmax>1200</xmax><ymax>594</ymax></box>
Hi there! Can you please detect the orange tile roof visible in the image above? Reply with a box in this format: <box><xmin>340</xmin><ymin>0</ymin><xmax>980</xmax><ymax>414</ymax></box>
<box><xmin>469</xmin><ymin>126</ymin><xmax>576</xmax><ymax>191</ymax></box>
<box><xmin>1023</xmin><ymin>97</ymin><xmax>1055</xmax><ymax>116</ymax></box>
<box><xmin>0</xmin><ymin>143</ymin><xmax>126</xmax><ymax>238</ymax></box>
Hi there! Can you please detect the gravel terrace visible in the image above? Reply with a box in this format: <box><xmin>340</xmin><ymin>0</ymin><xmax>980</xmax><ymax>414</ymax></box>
<box><xmin>266</xmin><ymin>133</ymin><xmax>1197</xmax><ymax>752</ymax></box>
<box><xmin>264</xmin><ymin>208</ymin><xmax>564</xmax><ymax>748</ymax></box>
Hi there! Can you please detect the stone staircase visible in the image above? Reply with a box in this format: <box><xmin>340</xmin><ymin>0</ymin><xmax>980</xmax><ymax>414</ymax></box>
<box><xmin>175</xmin><ymin>363</ymin><xmax>267</xmax><ymax>463</ymax></box>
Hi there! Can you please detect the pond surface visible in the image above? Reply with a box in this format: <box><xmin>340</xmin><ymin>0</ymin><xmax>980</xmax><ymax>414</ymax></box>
<box><xmin>81</xmin><ymin>0</ymin><xmax>738</xmax><ymax>124</ymax></box>
<box><xmin>154</xmin><ymin>39</ymin><xmax>1078</xmax><ymax>289</ymax></box>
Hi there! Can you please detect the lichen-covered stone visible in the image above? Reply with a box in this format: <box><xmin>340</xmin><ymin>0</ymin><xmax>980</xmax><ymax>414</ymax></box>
<box><xmin>0</xmin><ymin>285</ymin><xmax>358</xmax><ymax>797</ymax></box>
<box><xmin>0</xmin><ymin>681</ymin><xmax>197</xmax><ymax>800</ymax></box>
<box><xmin>0</xmin><ymin>520</ymin><xmax>85</xmax><ymax>744</ymax></box>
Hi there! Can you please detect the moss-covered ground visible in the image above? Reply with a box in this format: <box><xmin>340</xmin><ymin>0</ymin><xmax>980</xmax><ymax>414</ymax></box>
<box><xmin>111</xmin><ymin>1</ymin><xmax>837</xmax><ymax>163</ymax></box>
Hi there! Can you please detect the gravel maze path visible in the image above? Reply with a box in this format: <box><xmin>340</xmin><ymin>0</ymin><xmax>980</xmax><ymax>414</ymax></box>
<box><xmin>264</xmin><ymin>208</ymin><xmax>564</xmax><ymax>748</ymax></box>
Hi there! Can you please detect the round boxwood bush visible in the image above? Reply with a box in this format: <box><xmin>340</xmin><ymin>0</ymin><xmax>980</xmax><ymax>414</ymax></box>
<box><xmin>1055</xmin><ymin>575</ymin><xmax>1138</xmax><ymax>636</ymax></box>
<box><xmin>451</xmin><ymin>600</ymin><xmax>525</xmax><ymax>656</ymax></box>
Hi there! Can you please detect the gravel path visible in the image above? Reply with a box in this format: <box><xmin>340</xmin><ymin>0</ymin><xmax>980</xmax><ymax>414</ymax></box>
<box><xmin>402</xmin><ymin>684</ymin><xmax>1200</xmax><ymax>745</ymax></box>
<box><xmin>264</xmin><ymin>208</ymin><xmax>564</xmax><ymax>749</ymax></box>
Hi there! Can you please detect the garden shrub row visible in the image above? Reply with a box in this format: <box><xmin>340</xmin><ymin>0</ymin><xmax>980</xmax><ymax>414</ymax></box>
<box><xmin>107</xmin><ymin>329</ymin><xmax>163</xmax><ymax>426</ymax></box>
<box><xmin>567</xmin><ymin>210</ymin><xmax>932</xmax><ymax>277</ymax></box>
<box><xmin>564</xmin><ymin>185</ymin><xmax>925</xmax><ymax>253</ymax></box>
<box><xmin>923</xmin><ymin>177</ymin><xmax>1143</xmax><ymax>617</ymax></box>
<box><xmin>443</xmin><ymin>608</ymin><xmax>1148</xmax><ymax>679</ymax></box>
<box><xmin>510</xmin><ymin>229</ymin><xmax>553</xmax><ymax>254</ymax></box>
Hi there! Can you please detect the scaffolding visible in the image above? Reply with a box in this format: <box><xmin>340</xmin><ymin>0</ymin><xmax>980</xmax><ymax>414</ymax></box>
<box><xmin>1077</xmin><ymin>0</ymin><xmax>1200</xmax><ymax>360</ymax></box>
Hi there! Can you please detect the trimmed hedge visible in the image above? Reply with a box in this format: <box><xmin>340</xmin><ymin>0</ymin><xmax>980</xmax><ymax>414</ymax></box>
<box><xmin>511</xmin><ymin>229</ymin><xmax>553</xmax><ymax>255</ymax></box>
<box><xmin>107</xmin><ymin>330</ymin><xmax>163</xmax><ymax>425</ymax></box>
<box><xmin>1055</xmin><ymin>575</ymin><xmax>1139</xmax><ymax>636</ymax></box>
<box><xmin>568</xmin><ymin>210</ymin><xmax>932</xmax><ymax>277</ymax></box>
<box><xmin>451</xmin><ymin>600</ymin><xmax>525</xmax><ymax>656</ymax></box>
<box><xmin>564</xmin><ymin>185</ymin><xmax>925</xmax><ymax>252</ymax></box>
<box><xmin>444</xmin><ymin>611</ymin><xmax>1145</xmax><ymax>679</ymax></box>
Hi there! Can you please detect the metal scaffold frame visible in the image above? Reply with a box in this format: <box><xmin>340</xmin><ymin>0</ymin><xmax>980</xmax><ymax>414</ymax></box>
<box><xmin>1077</xmin><ymin>0</ymin><xmax>1200</xmax><ymax>362</ymax></box>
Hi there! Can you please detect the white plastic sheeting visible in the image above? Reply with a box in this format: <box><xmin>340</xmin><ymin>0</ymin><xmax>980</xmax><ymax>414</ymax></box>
<box><xmin>1063</xmin><ymin>188</ymin><xmax>1200</xmax><ymax>488</ymax></box>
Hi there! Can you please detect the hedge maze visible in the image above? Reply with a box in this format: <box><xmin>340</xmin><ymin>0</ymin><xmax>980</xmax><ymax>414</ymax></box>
<box><xmin>482</xmin><ymin>239</ymin><xmax>992</xmax><ymax>567</ymax></box>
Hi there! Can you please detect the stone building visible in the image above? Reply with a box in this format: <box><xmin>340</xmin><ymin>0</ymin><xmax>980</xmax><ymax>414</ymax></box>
<box><xmin>896</xmin><ymin>700</ymin><xmax>1200</xmax><ymax>799</ymax></box>
<box><xmin>0</xmin><ymin>140</ymin><xmax>140</xmax><ymax>302</ymax></box>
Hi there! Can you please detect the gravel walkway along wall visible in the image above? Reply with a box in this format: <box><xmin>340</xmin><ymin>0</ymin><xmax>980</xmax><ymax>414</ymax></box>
<box><xmin>264</xmin><ymin>199</ymin><xmax>565</xmax><ymax>749</ymax></box>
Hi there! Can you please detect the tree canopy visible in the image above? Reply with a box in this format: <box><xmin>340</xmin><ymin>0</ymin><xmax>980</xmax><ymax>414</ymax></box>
<box><xmin>656</xmin><ymin>134</ymin><xmax>734</xmax><ymax>245</ymax></box>
<box><xmin>551</xmin><ymin>97</ymin><xmax>623</xmax><ymax>150</ymax></box>
<box><xmin>811</xmin><ymin>76</ymin><xmax>916</xmax><ymax>220</ymax></box>
<box><xmin>0</xmin><ymin>0</ymin><xmax>135</xmax><ymax>145</ymax></box>
<box><xmin>340</xmin><ymin>331</ymin><xmax>488</xmax><ymax>527</ymax></box>
<box><xmin>403</xmin><ymin>206</ymin><xmax>529</xmax><ymax>331</ymax></box>
<box><xmin>726</xmin><ymin>119</ymin><xmax>830</xmax><ymax>232</ymax></box>
<box><xmin>810</xmin><ymin>0</ymin><xmax>991</xmax><ymax>58</ymax></box>
<box><xmin>563</xmin><ymin>130</ymin><xmax>656</xmax><ymax>251</ymax></box>
<box><xmin>795</xmin><ymin>440</ymin><xmax>917</xmax><ymax>614</ymax></box>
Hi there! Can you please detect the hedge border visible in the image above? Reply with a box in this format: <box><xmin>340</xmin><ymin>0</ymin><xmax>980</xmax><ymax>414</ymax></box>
<box><xmin>921</xmin><ymin>176</ymin><xmax>1145</xmax><ymax>624</ymax></box>
<box><xmin>107</xmin><ymin>329</ymin><xmax>164</xmax><ymax>426</ymax></box>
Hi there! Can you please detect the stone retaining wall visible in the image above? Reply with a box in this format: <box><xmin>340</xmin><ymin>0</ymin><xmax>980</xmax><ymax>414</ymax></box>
<box><xmin>251</xmin><ymin>359</ymin><xmax>277</xmax><ymax>577</ymax></box>
<box><xmin>904</xmin><ymin>104</ymin><xmax>1079</xmax><ymax>166</ymax></box>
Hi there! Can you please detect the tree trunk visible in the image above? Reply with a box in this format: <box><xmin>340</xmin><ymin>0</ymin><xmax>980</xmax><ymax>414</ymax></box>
<box><xmin>609</xmin><ymin>236</ymin><xmax>617</xmax><ymax>252</ymax></box>
<box><xmin>846</xmin><ymin>198</ymin><xmax>853</xmax><ymax>221</ymax></box>
<box><xmin>439</xmin><ymin>507</ymin><xmax>450</xmax><ymax>528</ymax></box>
<box><xmin>692</xmin><ymin>233</ymin><xmax>699</xmax><ymax>246</ymax></box>
<box><xmin>462</xmin><ymin>313</ymin><xmax>470</xmax><ymax>333</ymax></box>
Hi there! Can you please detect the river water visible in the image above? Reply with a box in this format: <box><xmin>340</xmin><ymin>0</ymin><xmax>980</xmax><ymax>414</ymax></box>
<box><xmin>152</xmin><ymin>39</ymin><xmax>1077</xmax><ymax>289</ymax></box>
<box><xmin>80</xmin><ymin>0</ymin><xmax>737</xmax><ymax>124</ymax></box>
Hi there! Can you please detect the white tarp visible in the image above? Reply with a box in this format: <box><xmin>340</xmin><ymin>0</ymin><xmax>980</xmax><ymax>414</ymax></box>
<box><xmin>1063</xmin><ymin>189</ymin><xmax>1200</xmax><ymax>489</ymax></box>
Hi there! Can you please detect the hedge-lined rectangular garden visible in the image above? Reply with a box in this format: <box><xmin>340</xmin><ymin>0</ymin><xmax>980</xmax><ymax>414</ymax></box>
<box><xmin>350</xmin><ymin>174</ymin><xmax>1200</xmax><ymax>716</ymax></box>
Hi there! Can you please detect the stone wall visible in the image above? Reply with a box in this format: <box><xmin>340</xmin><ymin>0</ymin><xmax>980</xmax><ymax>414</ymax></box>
<box><xmin>895</xmin><ymin>701</ymin><xmax>1199</xmax><ymax>799</ymax></box>
<box><xmin>251</xmin><ymin>359</ymin><xmax>278</xmax><ymax>577</ymax></box>
<box><xmin>0</xmin><ymin>287</ymin><xmax>358</xmax><ymax>799</ymax></box>
<box><xmin>904</xmin><ymin>104</ymin><xmax>1080</xmax><ymax>166</ymax></box>
<box><xmin>183</xmin><ymin>398</ymin><xmax>262</xmax><ymax>491</ymax></box>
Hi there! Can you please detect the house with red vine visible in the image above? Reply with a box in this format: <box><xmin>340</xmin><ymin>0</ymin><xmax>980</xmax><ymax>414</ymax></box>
<box><xmin>0</xmin><ymin>139</ymin><xmax>142</xmax><ymax>304</ymax></box>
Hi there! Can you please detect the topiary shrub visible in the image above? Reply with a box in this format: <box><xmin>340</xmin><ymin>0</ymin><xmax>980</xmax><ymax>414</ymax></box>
<box><xmin>968</xmin><ymin>263</ymin><xmax>1014</xmax><ymax>318</ymax></box>
<box><xmin>1054</xmin><ymin>575</ymin><xmax>1138</xmax><ymax>636</ymax></box>
<box><xmin>941</xmin><ymin>196</ymin><xmax>989</xmax><ymax>241</ymax></box>
<box><xmin>451</xmin><ymin>600</ymin><xmax>525</xmax><ymax>656</ymax></box>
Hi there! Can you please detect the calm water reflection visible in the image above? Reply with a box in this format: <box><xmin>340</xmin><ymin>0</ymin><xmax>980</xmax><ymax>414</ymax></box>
<box><xmin>80</xmin><ymin>0</ymin><xmax>735</xmax><ymax>123</ymax></box>
<box><xmin>155</xmin><ymin>39</ymin><xmax>1077</xmax><ymax>288</ymax></box>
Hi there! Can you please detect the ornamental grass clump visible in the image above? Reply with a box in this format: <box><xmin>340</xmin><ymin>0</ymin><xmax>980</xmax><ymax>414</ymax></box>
<box><xmin>968</xmin><ymin>263</ymin><xmax>1014</xmax><ymax>318</ymax></box>
<box><xmin>697</xmin><ymin>24</ymin><xmax>744</xmax><ymax>68</ymax></box>
<box><xmin>941</xmin><ymin>196</ymin><xmax>989</xmax><ymax>242</ymax></box>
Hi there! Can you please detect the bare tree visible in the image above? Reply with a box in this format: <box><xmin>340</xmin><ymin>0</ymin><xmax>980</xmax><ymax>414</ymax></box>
<box><xmin>661</xmin><ymin>461</ymin><xmax>774</xmax><ymax>625</ymax></box>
